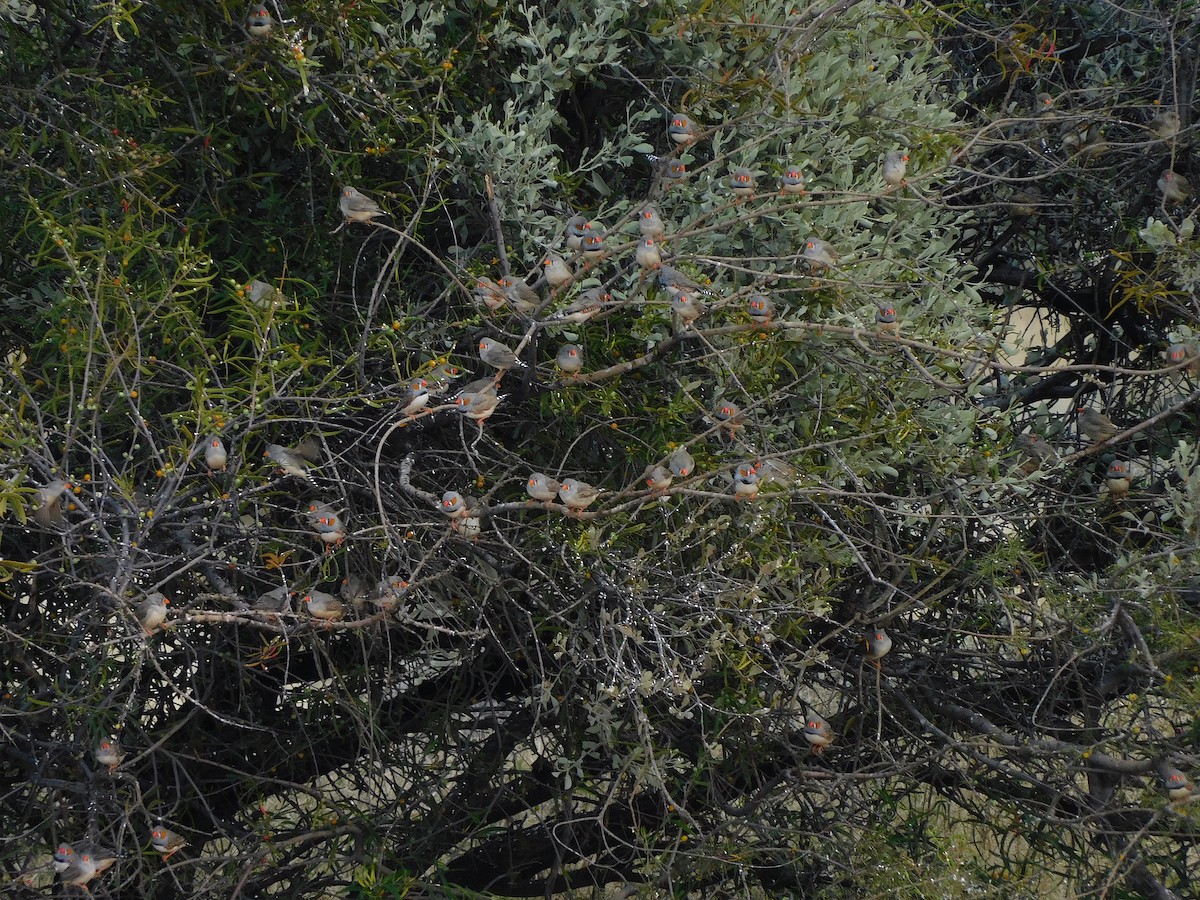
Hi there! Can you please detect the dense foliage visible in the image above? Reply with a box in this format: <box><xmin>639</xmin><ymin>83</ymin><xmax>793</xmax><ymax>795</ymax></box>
<box><xmin>1</xmin><ymin>0</ymin><xmax>1197</xmax><ymax>897</ymax></box>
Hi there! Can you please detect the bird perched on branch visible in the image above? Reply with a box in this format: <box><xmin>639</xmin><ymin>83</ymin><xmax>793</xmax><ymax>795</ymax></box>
<box><xmin>802</xmin><ymin>237</ymin><xmax>839</xmax><ymax>271</ymax></box>
<box><xmin>95</xmin><ymin>735</ymin><xmax>126</xmax><ymax>771</ymax></box>
<box><xmin>559</xmin><ymin>478</ymin><xmax>602</xmax><ymax>513</ymax></box>
<box><xmin>747</xmin><ymin>294</ymin><xmax>774</xmax><ymax>326</ymax></box>
<box><xmin>1158</xmin><ymin>169</ymin><xmax>1191</xmax><ymax>203</ymax></box>
<box><xmin>638</xmin><ymin>206</ymin><xmax>666</xmax><ymax>238</ymax></box>
<box><xmin>264</xmin><ymin>444</ymin><xmax>315</xmax><ymax>483</ymax></box>
<box><xmin>644</xmin><ymin>465</ymin><xmax>672</xmax><ymax>494</ymax></box>
<box><xmin>303</xmin><ymin>590</ymin><xmax>346</xmax><ymax>623</ymax></box>
<box><xmin>33</xmin><ymin>479</ymin><xmax>71</xmax><ymax>527</ymax></box>
<box><xmin>732</xmin><ymin>462</ymin><xmax>759</xmax><ymax>501</ymax></box>
<box><xmin>137</xmin><ymin>591</ymin><xmax>169</xmax><ymax>634</ymax></box>
<box><xmin>150</xmin><ymin>824</ymin><xmax>187</xmax><ymax>860</ymax></box>
<box><xmin>1156</xmin><ymin>762</ymin><xmax>1195</xmax><ymax>802</ymax></box>
<box><xmin>564</xmin><ymin>215</ymin><xmax>590</xmax><ymax>250</ymax></box>
<box><xmin>1076</xmin><ymin>407</ymin><xmax>1117</xmax><ymax>444</ymax></box>
<box><xmin>668</xmin><ymin>112</ymin><xmax>699</xmax><ymax>145</ymax></box>
<box><xmin>1105</xmin><ymin>460</ymin><xmax>1133</xmax><ymax>499</ymax></box>
<box><xmin>803</xmin><ymin>713</ymin><xmax>834</xmax><ymax>753</ymax></box>
<box><xmin>865</xmin><ymin>628</ymin><xmax>892</xmax><ymax>665</ymax></box>
<box><xmin>204</xmin><ymin>436</ymin><xmax>227</xmax><ymax>472</ymax></box>
<box><xmin>472</xmin><ymin>276</ymin><xmax>507</xmax><ymax>312</ymax></box>
<box><xmin>876</xmin><ymin>305</ymin><xmax>900</xmax><ymax>337</ymax></box>
<box><xmin>499</xmin><ymin>276</ymin><xmax>539</xmax><ymax>314</ymax></box>
<box><xmin>727</xmin><ymin>167</ymin><xmax>756</xmax><ymax>198</ymax></box>
<box><xmin>554</xmin><ymin>289</ymin><xmax>608</xmax><ymax>324</ymax></box>
<box><xmin>543</xmin><ymin>254</ymin><xmax>574</xmax><ymax>290</ymax></box>
<box><xmin>1149</xmin><ymin>109</ymin><xmax>1180</xmax><ymax>140</ymax></box>
<box><xmin>556</xmin><ymin>344</ymin><xmax>584</xmax><ymax>375</ymax></box>
<box><xmin>663</xmin><ymin>160</ymin><xmax>687</xmax><ymax>184</ymax></box>
<box><xmin>400</xmin><ymin>378</ymin><xmax>431</xmax><ymax>416</ymax></box>
<box><xmin>305</xmin><ymin>501</ymin><xmax>345</xmax><ymax>547</ymax></box>
<box><xmin>246</xmin><ymin>4</ymin><xmax>273</xmax><ymax>37</ymax></box>
<box><xmin>669</xmin><ymin>447</ymin><xmax>694</xmax><ymax>478</ymax></box>
<box><xmin>1013</xmin><ymin>432</ymin><xmax>1057</xmax><ymax>473</ymax></box>
<box><xmin>671</xmin><ymin>293</ymin><xmax>705</xmax><ymax>328</ymax></box>
<box><xmin>340</xmin><ymin>186</ymin><xmax>386</xmax><ymax>224</ymax></box>
<box><xmin>883</xmin><ymin>151</ymin><xmax>909</xmax><ymax>189</ymax></box>
<box><xmin>479</xmin><ymin>337</ymin><xmax>526</xmax><ymax>371</ymax></box>
<box><xmin>636</xmin><ymin>236</ymin><xmax>663</xmax><ymax>271</ymax></box>
<box><xmin>526</xmin><ymin>473</ymin><xmax>560</xmax><ymax>505</ymax></box>
<box><xmin>779</xmin><ymin>165</ymin><xmax>806</xmax><ymax>195</ymax></box>
<box><xmin>1166</xmin><ymin>342</ymin><xmax>1200</xmax><ymax>375</ymax></box>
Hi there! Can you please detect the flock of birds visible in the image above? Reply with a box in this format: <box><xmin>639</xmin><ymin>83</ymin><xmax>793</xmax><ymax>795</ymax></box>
<box><xmin>28</xmin><ymin>16</ymin><xmax>1200</xmax><ymax>887</ymax></box>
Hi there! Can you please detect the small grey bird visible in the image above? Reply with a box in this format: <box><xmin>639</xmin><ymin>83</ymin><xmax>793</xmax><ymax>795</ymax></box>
<box><xmin>802</xmin><ymin>237</ymin><xmax>839</xmax><ymax>270</ymax></box>
<box><xmin>779</xmin><ymin>165</ymin><xmax>806</xmax><ymax>195</ymax></box>
<box><xmin>668</xmin><ymin>112</ymin><xmax>699</xmax><ymax>145</ymax></box>
<box><xmin>1076</xmin><ymin>407</ymin><xmax>1117</xmax><ymax>444</ymax></box>
<box><xmin>264</xmin><ymin>444</ymin><xmax>315</xmax><ymax>483</ymax></box>
<box><xmin>639</xmin><ymin>207</ymin><xmax>666</xmax><ymax>238</ymax></box>
<box><xmin>305</xmin><ymin>501</ymin><xmax>345</xmax><ymax>547</ymax></box>
<box><xmin>543</xmin><ymin>254</ymin><xmax>574</xmax><ymax>289</ymax></box>
<box><xmin>671</xmin><ymin>292</ymin><xmax>705</xmax><ymax>327</ymax></box>
<box><xmin>204</xmin><ymin>436</ymin><xmax>228</xmax><ymax>472</ymax></box>
<box><xmin>246</xmin><ymin>4</ymin><xmax>274</xmax><ymax>37</ymax></box>
<box><xmin>663</xmin><ymin>160</ymin><xmax>687</xmax><ymax>182</ymax></box>
<box><xmin>1157</xmin><ymin>762</ymin><xmax>1195</xmax><ymax>801</ymax></box>
<box><xmin>1149</xmin><ymin>109</ymin><xmax>1180</xmax><ymax>140</ymax></box>
<box><xmin>371</xmin><ymin>575</ymin><xmax>409</xmax><ymax>613</ymax></box>
<box><xmin>473</xmin><ymin>275</ymin><xmax>507</xmax><ymax>311</ymax></box>
<box><xmin>60</xmin><ymin>850</ymin><xmax>101</xmax><ymax>888</ymax></box>
<box><xmin>668</xmin><ymin>447</ymin><xmax>694</xmax><ymax>478</ymax></box>
<box><xmin>644</xmin><ymin>465</ymin><xmax>672</xmax><ymax>493</ymax></box>
<box><xmin>656</xmin><ymin>265</ymin><xmax>706</xmax><ymax>295</ymax></box>
<box><xmin>803</xmin><ymin>713</ymin><xmax>834</xmax><ymax>753</ymax></box>
<box><xmin>303</xmin><ymin>590</ymin><xmax>346</xmax><ymax>623</ymax></box>
<box><xmin>340</xmin><ymin>186</ymin><xmax>386</xmax><ymax>224</ymax></box>
<box><xmin>479</xmin><ymin>337</ymin><xmax>526</xmax><ymax>370</ymax></box>
<box><xmin>554</xmin><ymin>289</ymin><xmax>609</xmax><ymax>324</ymax></box>
<box><xmin>454</xmin><ymin>389</ymin><xmax>502</xmax><ymax>422</ymax></box>
<box><xmin>1013</xmin><ymin>433</ymin><xmax>1057</xmax><ymax>473</ymax></box>
<box><xmin>441</xmin><ymin>491</ymin><xmax>467</xmax><ymax>519</ymax></box>
<box><xmin>33</xmin><ymin>479</ymin><xmax>72</xmax><ymax>527</ymax></box>
<box><xmin>732</xmin><ymin>464</ymin><xmax>760</xmax><ymax>501</ymax></box>
<box><xmin>636</xmin><ymin>236</ymin><xmax>662</xmax><ymax>270</ymax></box>
<box><xmin>882</xmin><ymin>151</ymin><xmax>909</xmax><ymax>188</ymax></box>
<box><xmin>876</xmin><ymin>305</ymin><xmax>900</xmax><ymax>337</ymax></box>
<box><xmin>526</xmin><ymin>473</ymin><xmax>561</xmax><ymax>504</ymax></box>
<box><xmin>558</xmin><ymin>478</ymin><xmax>602</xmax><ymax>512</ymax></box>
<box><xmin>425</xmin><ymin>362</ymin><xmax>463</xmax><ymax>392</ymax></box>
<box><xmin>246</xmin><ymin>279</ymin><xmax>284</xmax><ymax>309</ymax></box>
<box><xmin>1167</xmin><ymin>342</ymin><xmax>1200</xmax><ymax>375</ymax></box>
<box><xmin>499</xmin><ymin>276</ymin><xmax>539</xmax><ymax>313</ymax></box>
<box><xmin>95</xmin><ymin>735</ymin><xmax>126</xmax><ymax>770</ymax></box>
<box><xmin>54</xmin><ymin>843</ymin><xmax>77</xmax><ymax>873</ymax></box>
<box><xmin>755</xmin><ymin>458</ymin><xmax>796</xmax><ymax>485</ymax></box>
<box><xmin>1105</xmin><ymin>460</ymin><xmax>1132</xmax><ymax>499</ymax></box>
<box><xmin>556</xmin><ymin>344</ymin><xmax>584</xmax><ymax>374</ymax></box>
<box><xmin>1159</xmin><ymin>169</ymin><xmax>1191</xmax><ymax>203</ymax></box>
<box><xmin>400</xmin><ymin>378</ymin><xmax>431</xmax><ymax>416</ymax></box>
<box><xmin>564</xmin><ymin>215</ymin><xmax>590</xmax><ymax>250</ymax></box>
<box><xmin>865</xmin><ymin>628</ymin><xmax>893</xmax><ymax>663</ymax></box>
<box><xmin>150</xmin><ymin>824</ymin><xmax>187</xmax><ymax>860</ymax></box>
<box><xmin>713</xmin><ymin>402</ymin><xmax>744</xmax><ymax>439</ymax></box>
<box><xmin>747</xmin><ymin>294</ymin><xmax>774</xmax><ymax>325</ymax></box>
<box><xmin>137</xmin><ymin>592</ymin><xmax>169</xmax><ymax>634</ymax></box>
<box><xmin>254</xmin><ymin>586</ymin><xmax>293</xmax><ymax>614</ymax></box>
<box><xmin>581</xmin><ymin>230</ymin><xmax>607</xmax><ymax>260</ymax></box>
<box><xmin>728</xmin><ymin>167</ymin><xmax>757</xmax><ymax>198</ymax></box>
